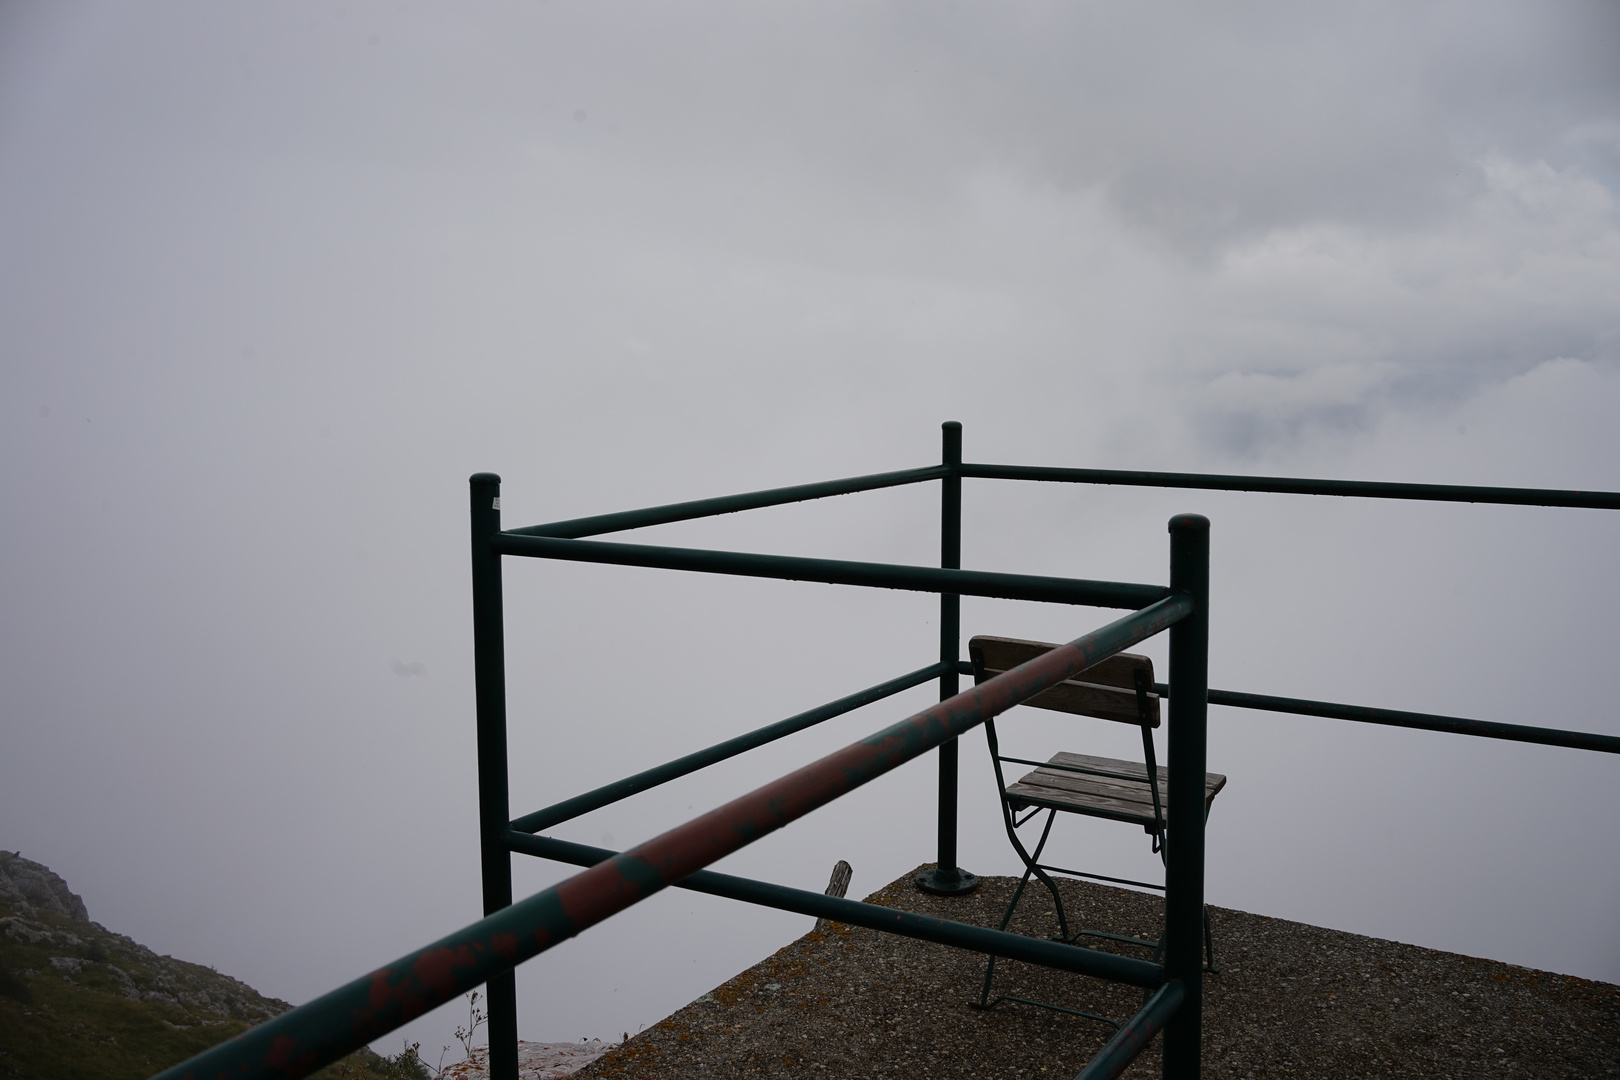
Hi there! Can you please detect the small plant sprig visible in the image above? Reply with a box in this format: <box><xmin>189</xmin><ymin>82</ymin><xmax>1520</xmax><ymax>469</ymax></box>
<box><xmin>331</xmin><ymin>1039</ymin><xmax>432</xmax><ymax>1079</ymax></box>
<box><xmin>453</xmin><ymin>990</ymin><xmax>488</xmax><ymax>1061</ymax></box>
<box><xmin>386</xmin><ymin>1041</ymin><xmax>432</xmax><ymax>1080</ymax></box>
<box><xmin>329</xmin><ymin>991</ymin><xmax>483</xmax><ymax>1080</ymax></box>
<box><xmin>423</xmin><ymin>990</ymin><xmax>489</xmax><ymax>1078</ymax></box>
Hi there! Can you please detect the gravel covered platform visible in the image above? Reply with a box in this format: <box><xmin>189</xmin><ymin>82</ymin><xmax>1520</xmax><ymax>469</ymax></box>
<box><xmin>575</xmin><ymin>866</ymin><xmax>1619</xmax><ymax>1079</ymax></box>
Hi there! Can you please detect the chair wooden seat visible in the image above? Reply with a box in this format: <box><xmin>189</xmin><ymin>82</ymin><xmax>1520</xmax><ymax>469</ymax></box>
<box><xmin>1005</xmin><ymin>751</ymin><xmax>1227</xmax><ymax>831</ymax></box>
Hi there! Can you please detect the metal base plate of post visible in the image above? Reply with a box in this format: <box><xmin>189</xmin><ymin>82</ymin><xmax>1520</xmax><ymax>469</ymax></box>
<box><xmin>915</xmin><ymin>865</ymin><xmax>980</xmax><ymax>896</ymax></box>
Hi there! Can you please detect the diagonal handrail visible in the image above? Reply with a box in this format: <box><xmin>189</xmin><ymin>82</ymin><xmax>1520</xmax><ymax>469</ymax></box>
<box><xmin>150</xmin><ymin>593</ymin><xmax>1192</xmax><ymax>1080</ymax></box>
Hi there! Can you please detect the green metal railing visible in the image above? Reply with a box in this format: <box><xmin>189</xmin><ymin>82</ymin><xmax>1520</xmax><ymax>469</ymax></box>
<box><xmin>151</xmin><ymin>421</ymin><xmax>1620</xmax><ymax>1080</ymax></box>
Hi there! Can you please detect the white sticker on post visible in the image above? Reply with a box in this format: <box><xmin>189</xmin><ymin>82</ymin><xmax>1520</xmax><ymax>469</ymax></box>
<box><xmin>492</xmin><ymin>497</ymin><xmax>501</xmax><ymax>510</ymax></box>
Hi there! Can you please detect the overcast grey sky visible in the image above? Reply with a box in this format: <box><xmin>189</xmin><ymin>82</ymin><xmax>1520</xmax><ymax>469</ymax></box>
<box><xmin>3</xmin><ymin>0</ymin><xmax>1619</xmax><ymax>1059</ymax></box>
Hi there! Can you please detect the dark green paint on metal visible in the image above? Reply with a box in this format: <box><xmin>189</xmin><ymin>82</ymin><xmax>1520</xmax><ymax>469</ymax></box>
<box><xmin>507</xmin><ymin>832</ymin><xmax>1164</xmax><ymax>989</ymax></box>
<box><xmin>1160</xmin><ymin>685</ymin><xmax>1620</xmax><ymax>756</ymax></box>
<box><xmin>962</xmin><ymin>463</ymin><xmax>1620</xmax><ymax>510</ymax></box>
<box><xmin>1074</xmin><ymin>980</ymin><xmax>1187</xmax><ymax>1080</ymax></box>
<box><xmin>919</xmin><ymin>420</ymin><xmax>979</xmax><ymax>896</ymax></box>
<box><xmin>510</xmin><ymin>464</ymin><xmax>949</xmax><ymax>539</ymax></box>
<box><xmin>468</xmin><ymin>473</ymin><xmax>519</xmax><ymax>1080</ymax></box>
<box><xmin>1162</xmin><ymin>514</ymin><xmax>1210</xmax><ymax>1080</ymax></box>
<box><xmin>492</xmin><ymin>533</ymin><xmax>1170</xmax><ymax>610</ymax></box>
<box><xmin>510</xmin><ymin>661</ymin><xmax>952</xmax><ymax>834</ymax></box>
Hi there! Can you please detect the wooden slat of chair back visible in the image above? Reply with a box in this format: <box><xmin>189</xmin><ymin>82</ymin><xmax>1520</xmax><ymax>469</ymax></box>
<box><xmin>969</xmin><ymin>635</ymin><xmax>1159</xmax><ymax>728</ymax></box>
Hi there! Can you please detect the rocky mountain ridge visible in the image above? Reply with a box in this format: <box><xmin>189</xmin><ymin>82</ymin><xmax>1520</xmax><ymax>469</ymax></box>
<box><xmin>0</xmin><ymin>850</ymin><xmax>290</xmax><ymax>1030</ymax></box>
<box><xmin>1</xmin><ymin>852</ymin><xmax>604</xmax><ymax>1080</ymax></box>
<box><xmin>0</xmin><ymin>856</ymin><xmax>89</xmax><ymax>923</ymax></box>
<box><xmin>0</xmin><ymin>851</ymin><xmax>433</xmax><ymax>1079</ymax></box>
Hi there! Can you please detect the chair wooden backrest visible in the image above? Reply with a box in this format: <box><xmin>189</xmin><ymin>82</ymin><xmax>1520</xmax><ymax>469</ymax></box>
<box><xmin>969</xmin><ymin>635</ymin><xmax>1159</xmax><ymax>728</ymax></box>
<box><xmin>970</xmin><ymin>634</ymin><xmax>1171</xmax><ymax>844</ymax></box>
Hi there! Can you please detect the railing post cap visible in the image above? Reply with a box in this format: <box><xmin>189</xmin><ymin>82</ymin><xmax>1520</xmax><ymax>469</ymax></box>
<box><xmin>471</xmin><ymin>472</ymin><xmax>502</xmax><ymax>486</ymax></box>
<box><xmin>1168</xmin><ymin>514</ymin><xmax>1209</xmax><ymax>532</ymax></box>
<box><xmin>942</xmin><ymin>420</ymin><xmax>962</xmax><ymax>432</ymax></box>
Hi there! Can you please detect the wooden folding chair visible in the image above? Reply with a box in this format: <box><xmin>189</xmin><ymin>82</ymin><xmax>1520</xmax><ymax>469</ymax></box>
<box><xmin>970</xmin><ymin>635</ymin><xmax>1226</xmax><ymax>1020</ymax></box>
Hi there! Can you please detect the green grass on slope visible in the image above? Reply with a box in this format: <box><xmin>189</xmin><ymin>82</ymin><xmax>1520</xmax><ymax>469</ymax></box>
<box><xmin>0</xmin><ymin>898</ymin><xmax>425</xmax><ymax>1080</ymax></box>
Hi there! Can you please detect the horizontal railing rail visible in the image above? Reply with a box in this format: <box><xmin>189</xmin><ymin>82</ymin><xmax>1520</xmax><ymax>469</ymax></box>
<box><xmin>1153</xmin><ymin>684</ymin><xmax>1620</xmax><ymax>755</ymax></box>
<box><xmin>962</xmin><ymin>463</ymin><xmax>1620</xmax><ymax>510</ymax></box>
<box><xmin>507</xmin><ymin>833</ymin><xmax>1162</xmax><ymax>988</ymax></box>
<box><xmin>510</xmin><ymin>661</ymin><xmax>951</xmax><ymax>834</ymax></box>
<box><xmin>493</xmin><ymin>534</ymin><xmax>1170</xmax><ymax>609</ymax></box>
<box><xmin>509</xmin><ymin>464</ymin><xmax>949</xmax><ymax>538</ymax></box>
<box><xmin>153</xmin><ymin>594</ymin><xmax>1192</xmax><ymax>1080</ymax></box>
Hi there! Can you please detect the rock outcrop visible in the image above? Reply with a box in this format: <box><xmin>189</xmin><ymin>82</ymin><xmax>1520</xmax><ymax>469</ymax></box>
<box><xmin>0</xmin><ymin>850</ymin><xmax>90</xmax><ymax>921</ymax></box>
<box><xmin>0</xmin><ymin>851</ymin><xmax>609</xmax><ymax>1078</ymax></box>
<box><xmin>1</xmin><ymin>849</ymin><xmax>299</xmax><ymax>1077</ymax></box>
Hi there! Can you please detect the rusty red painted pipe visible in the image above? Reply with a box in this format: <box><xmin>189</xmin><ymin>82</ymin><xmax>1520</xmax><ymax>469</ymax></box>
<box><xmin>149</xmin><ymin>593</ymin><xmax>1191</xmax><ymax>1080</ymax></box>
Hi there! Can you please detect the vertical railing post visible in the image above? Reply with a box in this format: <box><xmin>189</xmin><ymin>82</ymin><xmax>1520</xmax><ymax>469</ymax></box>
<box><xmin>916</xmin><ymin>421</ymin><xmax>979</xmax><ymax>896</ymax></box>
<box><xmin>1163</xmin><ymin>514</ymin><xmax>1210</xmax><ymax>1079</ymax></box>
<box><xmin>469</xmin><ymin>473</ymin><xmax>519</xmax><ymax>1080</ymax></box>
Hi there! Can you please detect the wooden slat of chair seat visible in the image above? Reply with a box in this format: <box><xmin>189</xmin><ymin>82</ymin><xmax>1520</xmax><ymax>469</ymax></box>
<box><xmin>1006</xmin><ymin>752</ymin><xmax>1227</xmax><ymax>830</ymax></box>
<box><xmin>1050</xmin><ymin>751</ymin><xmax>1226</xmax><ymax>793</ymax></box>
<box><xmin>972</xmin><ymin>635</ymin><xmax>1159</xmax><ymax>727</ymax></box>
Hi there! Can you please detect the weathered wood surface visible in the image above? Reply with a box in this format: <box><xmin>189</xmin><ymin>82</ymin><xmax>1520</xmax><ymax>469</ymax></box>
<box><xmin>1005</xmin><ymin>752</ymin><xmax>1226</xmax><ymax>827</ymax></box>
<box><xmin>814</xmin><ymin>860</ymin><xmax>854</xmax><ymax>933</ymax></box>
<box><xmin>971</xmin><ymin>636</ymin><xmax>1154</xmax><ymax>690</ymax></box>
<box><xmin>970</xmin><ymin>635</ymin><xmax>1159</xmax><ymax>727</ymax></box>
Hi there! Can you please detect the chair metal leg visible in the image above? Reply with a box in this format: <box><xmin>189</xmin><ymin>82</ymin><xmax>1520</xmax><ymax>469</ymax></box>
<box><xmin>977</xmin><ymin>808</ymin><xmax>1058</xmax><ymax>1007</ymax></box>
<box><xmin>1023</xmin><ymin>814</ymin><xmax>1075</xmax><ymax>942</ymax></box>
<box><xmin>976</xmin><ymin>861</ymin><xmax>1037</xmax><ymax>1008</ymax></box>
<box><xmin>972</xmin><ymin>861</ymin><xmax>1127</xmax><ymax>1029</ymax></box>
<box><xmin>973</xmin><ymin>860</ymin><xmax>1123</xmax><ymax>1031</ymax></box>
<box><xmin>1000</xmin><ymin>806</ymin><xmax>1073</xmax><ymax>941</ymax></box>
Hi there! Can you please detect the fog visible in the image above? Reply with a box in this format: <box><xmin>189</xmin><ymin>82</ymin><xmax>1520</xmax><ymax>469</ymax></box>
<box><xmin>2</xmin><ymin>0</ymin><xmax>1617</xmax><ymax>1060</ymax></box>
